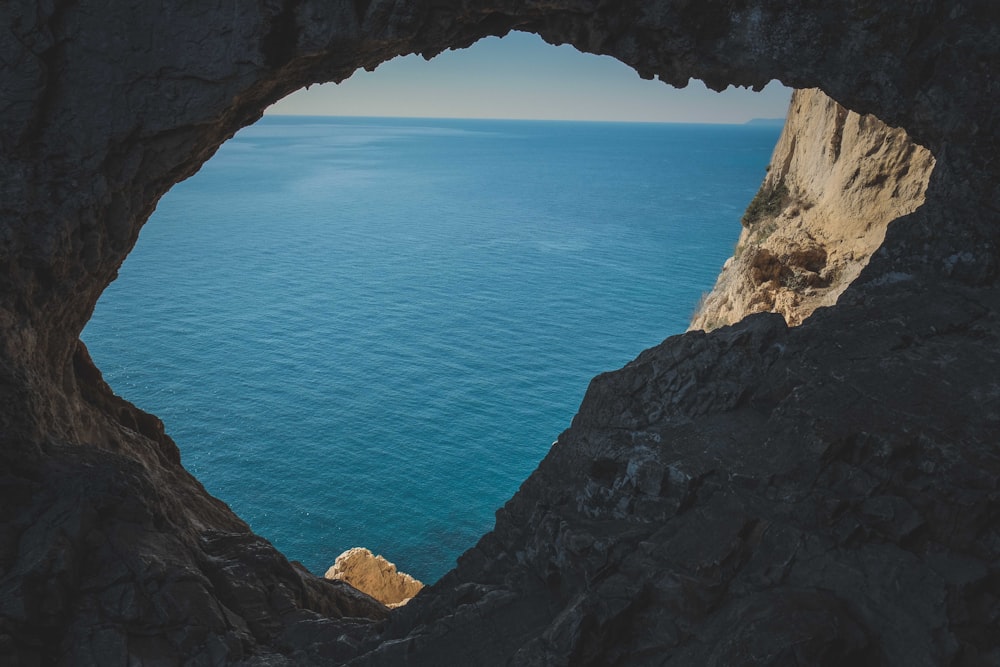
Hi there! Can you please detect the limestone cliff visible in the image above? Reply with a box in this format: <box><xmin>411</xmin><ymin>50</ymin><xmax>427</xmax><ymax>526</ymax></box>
<box><xmin>691</xmin><ymin>88</ymin><xmax>935</xmax><ymax>330</ymax></box>
<box><xmin>1</xmin><ymin>1</ymin><xmax>998</xmax><ymax>665</ymax></box>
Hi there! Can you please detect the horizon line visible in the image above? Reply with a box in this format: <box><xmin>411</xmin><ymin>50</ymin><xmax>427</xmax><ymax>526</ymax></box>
<box><xmin>261</xmin><ymin>112</ymin><xmax>786</xmax><ymax>126</ymax></box>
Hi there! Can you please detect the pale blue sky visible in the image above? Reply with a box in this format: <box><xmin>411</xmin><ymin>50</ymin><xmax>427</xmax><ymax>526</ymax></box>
<box><xmin>268</xmin><ymin>32</ymin><xmax>791</xmax><ymax>123</ymax></box>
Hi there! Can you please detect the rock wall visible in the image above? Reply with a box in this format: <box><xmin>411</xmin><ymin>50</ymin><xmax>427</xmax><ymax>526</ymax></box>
<box><xmin>1</xmin><ymin>1</ymin><xmax>998</xmax><ymax>665</ymax></box>
<box><xmin>691</xmin><ymin>88</ymin><xmax>935</xmax><ymax>330</ymax></box>
<box><xmin>359</xmin><ymin>291</ymin><xmax>1000</xmax><ymax>666</ymax></box>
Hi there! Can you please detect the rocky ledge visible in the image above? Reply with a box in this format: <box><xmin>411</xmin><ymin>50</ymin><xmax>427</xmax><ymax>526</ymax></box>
<box><xmin>325</xmin><ymin>548</ymin><xmax>424</xmax><ymax>609</ymax></box>
<box><xmin>1</xmin><ymin>1</ymin><xmax>998</xmax><ymax>665</ymax></box>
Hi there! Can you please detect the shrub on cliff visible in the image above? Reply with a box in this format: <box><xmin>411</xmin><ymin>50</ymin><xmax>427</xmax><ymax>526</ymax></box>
<box><xmin>741</xmin><ymin>181</ymin><xmax>789</xmax><ymax>227</ymax></box>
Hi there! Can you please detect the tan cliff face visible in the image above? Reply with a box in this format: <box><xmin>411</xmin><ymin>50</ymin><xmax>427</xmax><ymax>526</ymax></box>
<box><xmin>690</xmin><ymin>88</ymin><xmax>935</xmax><ymax>331</ymax></box>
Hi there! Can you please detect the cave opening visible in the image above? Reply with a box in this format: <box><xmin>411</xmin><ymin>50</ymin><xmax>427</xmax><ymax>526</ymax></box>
<box><xmin>81</xmin><ymin>32</ymin><xmax>790</xmax><ymax>585</ymax></box>
<box><xmin>7</xmin><ymin>3</ymin><xmax>997</xmax><ymax>663</ymax></box>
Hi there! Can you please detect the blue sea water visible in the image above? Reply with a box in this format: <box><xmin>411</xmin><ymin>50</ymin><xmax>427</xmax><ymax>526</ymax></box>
<box><xmin>82</xmin><ymin>116</ymin><xmax>780</xmax><ymax>583</ymax></box>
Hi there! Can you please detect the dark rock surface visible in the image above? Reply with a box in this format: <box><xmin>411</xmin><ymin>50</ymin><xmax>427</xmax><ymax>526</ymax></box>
<box><xmin>1</xmin><ymin>1</ymin><xmax>998</xmax><ymax>664</ymax></box>
<box><xmin>357</xmin><ymin>283</ymin><xmax>1000</xmax><ymax>665</ymax></box>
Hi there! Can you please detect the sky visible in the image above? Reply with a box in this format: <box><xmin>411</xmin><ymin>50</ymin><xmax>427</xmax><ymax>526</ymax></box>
<box><xmin>267</xmin><ymin>31</ymin><xmax>792</xmax><ymax>124</ymax></box>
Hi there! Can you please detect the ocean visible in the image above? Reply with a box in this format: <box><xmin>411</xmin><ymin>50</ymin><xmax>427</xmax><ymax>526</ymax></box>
<box><xmin>82</xmin><ymin>116</ymin><xmax>781</xmax><ymax>583</ymax></box>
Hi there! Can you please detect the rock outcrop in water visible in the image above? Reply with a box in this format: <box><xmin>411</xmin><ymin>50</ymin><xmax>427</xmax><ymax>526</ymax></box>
<box><xmin>325</xmin><ymin>548</ymin><xmax>424</xmax><ymax>608</ymax></box>
<box><xmin>691</xmin><ymin>88</ymin><xmax>935</xmax><ymax>330</ymax></box>
<box><xmin>1</xmin><ymin>1</ymin><xmax>998</xmax><ymax>664</ymax></box>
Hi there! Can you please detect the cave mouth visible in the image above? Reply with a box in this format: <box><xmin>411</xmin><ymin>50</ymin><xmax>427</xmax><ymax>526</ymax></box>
<box><xmin>8</xmin><ymin>3</ymin><xmax>995</xmax><ymax>663</ymax></box>
<box><xmin>80</xmin><ymin>44</ymin><xmax>788</xmax><ymax>583</ymax></box>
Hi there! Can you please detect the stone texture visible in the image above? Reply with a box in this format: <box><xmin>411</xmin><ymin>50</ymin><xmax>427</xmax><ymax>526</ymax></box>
<box><xmin>325</xmin><ymin>548</ymin><xmax>424</xmax><ymax>608</ymax></box>
<box><xmin>353</xmin><ymin>283</ymin><xmax>1000</xmax><ymax>665</ymax></box>
<box><xmin>1</xmin><ymin>1</ymin><xmax>998</xmax><ymax>665</ymax></box>
<box><xmin>691</xmin><ymin>88</ymin><xmax>935</xmax><ymax>330</ymax></box>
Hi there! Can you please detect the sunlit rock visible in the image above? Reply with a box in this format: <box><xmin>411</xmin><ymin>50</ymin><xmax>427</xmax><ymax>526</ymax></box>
<box><xmin>325</xmin><ymin>547</ymin><xmax>424</xmax><ymax>608</ymax></box>
<box><xmin>691</xmin><ymin>88</ymin><xmax>936</xmax><ymax>331</ymax></box>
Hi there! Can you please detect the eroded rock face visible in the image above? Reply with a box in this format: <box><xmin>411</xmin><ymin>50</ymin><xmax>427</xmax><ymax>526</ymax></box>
<box><xmin>691</xmin><ymin>88</ymin><xmax>936</xmax><ymax>330</ymax></box>
<box><xmin>358</xmin><ymin>287</ymin><xmax>1000</xmax><ymax>665</ymax></box>
<box><xmin>1</xmin><ymin>1</ymin><xmax>998</xmax><ymax>665</ymax></box>
<box><xmin>325</xmin><ymin>548</ymin><xmax>424</xmax><ymax>608</ymax></box>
